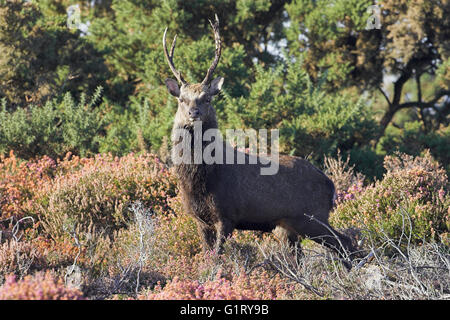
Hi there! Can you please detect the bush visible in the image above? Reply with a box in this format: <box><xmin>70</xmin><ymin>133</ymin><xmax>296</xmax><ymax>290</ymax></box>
<box><xmin>0</xmin><ymin>271</ymin><xmax>85</xmax><ymax>300</ymax></box>
<box><xmin>219</xmin><ymin>59</ymin><xmax>379</xmax><ymax>174</ymax></box>
<box><xmin>97</xmin><ymin>96</ymin><xmax>176</xmax><ymax>156</ymax></box>
<box><xmin>0</xmin><ymin>88</ymin><xmax>104</xmax><ymax>159</ymax></box>
<box><xmin>0</xmin><ymin>151</ymin><xmax>56</xmax><ymax>220</ymax></box>
<box><xmin>31</xmin><ymin>236</ymin><xmax>87</xmax><ymax>270</ymax></box>
<box><xmin>331</xmin><ymin>151</ymin><xmax>450</xmax><ymax>247</ymax></box>
<box><xmin>36</xmin><ymin>152</ymin><xmax>177</xmax><ymax>240</ymax></box>
<box><xmin>323</xmin><ymin>150</ymin><xmax>366</xmax><ymax>200</ymax></box>
<box><xmin>152</xmin><ymin>195</ymin><xmax>201</xmax><ymax>259</ymax></box>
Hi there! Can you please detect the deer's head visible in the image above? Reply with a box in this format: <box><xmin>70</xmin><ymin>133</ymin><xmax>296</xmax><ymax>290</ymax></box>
<box><xmin>163</xmin><ymin>15</ymin><xmax>223</xmax><ymax>126</ymax></box>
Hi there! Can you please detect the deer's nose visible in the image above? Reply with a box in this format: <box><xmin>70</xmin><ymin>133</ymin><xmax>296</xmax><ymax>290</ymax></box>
<box><xmin>189</xmin><ymin>108</ymin><xmax>200</xmax><ymax>119</ymax></box>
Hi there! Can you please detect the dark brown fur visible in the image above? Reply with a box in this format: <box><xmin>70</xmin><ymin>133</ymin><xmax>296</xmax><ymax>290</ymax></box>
<box><xmin>169</xmin><ymin>87</ymin><xmax>356</xmax><ymax>264</ymax></box>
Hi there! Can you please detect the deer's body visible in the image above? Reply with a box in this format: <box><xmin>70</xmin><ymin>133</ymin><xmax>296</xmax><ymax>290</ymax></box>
<box><xmin>163</xmin><ymin>16</ymin><xmax>356</xmax><ymax>265</ymax></box>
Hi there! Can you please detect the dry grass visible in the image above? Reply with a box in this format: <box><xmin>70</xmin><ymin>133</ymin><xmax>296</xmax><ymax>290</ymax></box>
<box><xmin>258</xmin><ymin>209</ymin><xmax>450</xmax><ymax>300</ymax></box>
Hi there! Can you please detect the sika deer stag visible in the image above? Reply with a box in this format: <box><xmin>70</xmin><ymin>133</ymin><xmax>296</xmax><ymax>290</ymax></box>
<box><xmin>163</xmin><ymin>15</ymin><xmax>356</xmax><ymax>267</ymax></box>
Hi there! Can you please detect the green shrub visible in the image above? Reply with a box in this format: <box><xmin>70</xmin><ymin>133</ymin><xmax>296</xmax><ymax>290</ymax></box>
<box><xmin>0</xmin><ymin>88</ymin><xmax>104</xmax><ymax>159</ymax></box>
<box><xmin>97</xmin><ymin>103</ymin><xmax>139</xmax><ymax>156</ymax></box>
<box><xmin>97</xmin><ymin>95</ymin><xmax>175</xmax><ymax>157</ymax></box>
<box><xmin>218</xmin><ymin>59</ymin><xmax>379</xmax><ymax>172</ymax></box>
<box><xmin>331</xmin><ymin>151</ymin><xmax>450</xmax><ymax>248</ymax></box>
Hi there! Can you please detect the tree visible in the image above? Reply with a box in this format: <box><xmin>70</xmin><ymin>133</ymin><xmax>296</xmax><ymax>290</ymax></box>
<box><xmin>285</xmin><ymin>0</ymin><xmax>450</xmax><ymax>138</ymax></box>
<box><xmin>38</xmin><ymin>0</ymin><xmax>114</xmax><ymax>18</ymax></box>
<box><xmin>80</xmin><ymin>0</ymin><xmax>291</xmax><ymax>153</ymax></box>
<box><xmin>86</xmin><ymin>0</ymin><xmax>291</xmax><ymax>100</ymax></box>
<box><xmin>0</xmin><ymin>0</ymin><xmax>109</xmax><ymax>108</ymax></box>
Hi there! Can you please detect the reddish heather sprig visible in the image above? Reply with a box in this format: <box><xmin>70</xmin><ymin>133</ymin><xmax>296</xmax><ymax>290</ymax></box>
<box><xmin>0</xmin><ymin>151</ymin><xmax>56</xmax><ymax>220</ymax></box>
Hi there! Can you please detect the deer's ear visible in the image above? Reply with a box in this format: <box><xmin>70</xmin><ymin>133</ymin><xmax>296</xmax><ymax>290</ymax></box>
<box><xmin>165</xmin><ymin>78</ymin><xmax>180</xmax><ymax>97</ymax></box>
<box><xmin>208</xmin><ymin>77</ymin><xmax>224</xmax><ymax>96</ymax></box>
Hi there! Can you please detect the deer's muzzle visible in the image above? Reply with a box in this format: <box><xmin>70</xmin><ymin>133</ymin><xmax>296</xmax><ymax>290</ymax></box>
<box><xmin>189</xmin><ymin>108</ymin><xmax>201</xmax><ymax>121</ymax></box>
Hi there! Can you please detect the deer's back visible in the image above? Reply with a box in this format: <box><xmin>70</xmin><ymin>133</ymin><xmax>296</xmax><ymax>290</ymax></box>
<box><xmin>213</xmin><ymin>153</ymin><xmax>335</xmax><ymax>225</ymax></box>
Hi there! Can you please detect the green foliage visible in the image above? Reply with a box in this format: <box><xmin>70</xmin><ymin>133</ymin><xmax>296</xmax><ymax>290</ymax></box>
<box><xmin>0</xmin><ymin>0</ymin><xmax>109</xmax><ymax>107</ymax></box>
<box><xmin>379</xmin><ymin>121</ymin><xmax>450</xmax><ymax>174</ymax></box>
<box><xmin>86</xmin><ymin>0</ymin><xmax>283</xmax><ymax>102</ymax></box>
<box><xmin>285</xmin><ymin>0</ymin><xmax>376</xmax><ymax>89</ymax></box>
<box><xmin>219</xmin><ymin>59</ymin><xmax>379</xmax><ymax>168</ymax></box>
<box><xmin>97</xmin><ymin>103</ymin><xmax>136</xmax><ymax>156</ymax></box>
<box><xmin>348</xmin><ymin>146</ymin><xmax>384</xmax><ymax>180</ymax></box>
<box><xmin>285</xmin><ymin>0</ymin><xmax>450</xmax><ymax>140</ymax></box>
<box><xmin>0</xmin><ymin>88</ymin><xmax>104</xmax><ymax>159</ymax></box>
<box><xmin>96</xmin><ymin>95</ymin><xmax>175</xmax><ymax>156</ymax></box>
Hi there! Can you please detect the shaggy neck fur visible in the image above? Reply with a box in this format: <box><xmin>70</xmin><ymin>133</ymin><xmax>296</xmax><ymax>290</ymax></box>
<box><xmin>171</xmin><ymin>118</ymin><xmax>219</xmax><ymax>225</ymax></box>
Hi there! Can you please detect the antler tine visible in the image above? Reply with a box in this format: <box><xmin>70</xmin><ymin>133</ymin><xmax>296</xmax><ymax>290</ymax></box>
<box><xmin>163</xmin><ymin>27</ymin><xmax>186</xmax><ymax>85</ymax></box>
<box><xmin>170</xmin><ymin>34</ymin><xmax>177</xmax><ymax>58</ymax></box>
<box><xmin>201</xmin><ymin>14</ymin><xmax>222</xmax><ymax>85</ymax></box>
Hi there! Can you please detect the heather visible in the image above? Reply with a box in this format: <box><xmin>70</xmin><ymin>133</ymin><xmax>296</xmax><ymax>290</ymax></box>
<box><xmin>36</xmin><ymin>152</ymin><xmax>176</xmax><ymax>240</ymax></box>
<box><xmin>0</xmin><ymin>151</ymin><xmax>56</xmax><ymax>220</ymax></box>
<box><xmin>0</xmin><ymin>240</ymin><xmax>45</xmax><ymax>283</ymax></box>
<box><xmin>1</xmin><ymin>150</ymin><xmax>449</xmax><ymax>300</ymax></box>
<box><xmin>331</xmin><ymin>151</ymin><xmax>450</xmax><ymax>248</ymax></box>
<box><xmin>142</xmin><ymin>271</ymin><xmax>296</xmax><ymax>300</ymax></box>
<box><xmin>0</xmin><ymin>272</ymin><xmax>85</xmax><ymax>300</ymax></box>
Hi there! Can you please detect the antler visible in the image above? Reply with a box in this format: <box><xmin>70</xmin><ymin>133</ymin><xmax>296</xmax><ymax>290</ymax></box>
<box><xmin>201</xmin><ymin>14</ymin><xmax>222</xmax><ymax>86</ymax></box>
<box><xmin>163</xmin><ymin>27</ymin><xmax>186</xmax><ymax>85</ymax></box>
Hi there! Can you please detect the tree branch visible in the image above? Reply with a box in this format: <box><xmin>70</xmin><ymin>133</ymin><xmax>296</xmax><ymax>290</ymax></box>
<box><xmin>416</xmin><ymin>74</ymin><xmax>428</xmax><ymax>132</ymax></box>
<box><xmin>378</xmin><ymin>86</ymin><xmax>391</xmax><ymax>107</ymax></box>
<box><xmin>396</xmin><ymin>90</ymin><xmax>450</xmax><ymax>111</ymax></box>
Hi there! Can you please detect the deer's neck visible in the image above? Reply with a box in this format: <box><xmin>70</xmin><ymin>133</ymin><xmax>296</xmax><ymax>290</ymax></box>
<box><xmin>171</xmin><ymin>119</ymin><xmax>220</xmax><ymax>224</ymax></box>
<box><xmin>171</xmin><ymin>119</ymin><xmax>218</xmax><ymax>185</ymax></box>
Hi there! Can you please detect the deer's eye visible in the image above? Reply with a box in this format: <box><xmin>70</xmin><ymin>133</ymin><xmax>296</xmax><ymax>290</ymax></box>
<box><xmin>178</xmin><ymin>98</ymin><xmax>184</xmax><ymax>103</ymax></box>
